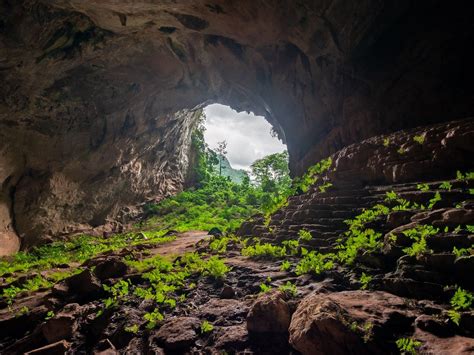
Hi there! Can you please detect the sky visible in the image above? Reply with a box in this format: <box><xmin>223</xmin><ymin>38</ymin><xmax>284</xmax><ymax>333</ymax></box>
<box><xmin>203</xmin><ymin>104</ymin><xmax>286</xmax><ymax>171</ymax></box>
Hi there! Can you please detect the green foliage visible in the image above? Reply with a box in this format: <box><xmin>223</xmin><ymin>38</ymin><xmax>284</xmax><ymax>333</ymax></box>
<box><xmin>397</xmin><ymin>147</ymin><xmax>407</xmax><ymax>155</ymax></box>
<box><xmin>456</xmin><ymin>170</ymin><xmax>474</xmax><ymax>181</ymax></box>
<box><xmin>295</xmin><ymin>251</ymin><xmax>334</xmax><ymax>275</ymax></box>
<box><xmin>413</xmin><ymin>134</ymin><xmax>425</xmax><ymax>145</ymax></box>
<box><xmin>259</xmin><ymin>283</ymin><xmax>272</xmax><ymax>293</ymax></box>
<box><xmin>16</xmin><ymin>306</ymin><xmax>29</xmax><ymax>317</ymax></box>
<box><xmin>453</xmin><ymin>246</ymin><xmax>471</xmax><ymax>258</ymax></box>
<box><xmin>209</xmin><ymin>237</ymin><xmax>228</xmax><ymax>254</ymax></box>
<box><xmin>280</xmin><ymin>260</ymin><xmax>291</xmax><ymax>271</ymax></box>
<box><xmin>396</xmin><ymin>338</ymin><xmax>422</xmax><ymax>355</ymax></box>
<box><xmin>294</xmin><ymin>157</ymin><xmax>332</xmax><ymax>193</ymax></box>
<box><xmin>383</xmin><ymin>138</ymin><xmax>390</xmax><ymax>147</ymax></box>
<box><xmin>318</xmin><ymin>182</ymin><xmax>333</xmax><ymax>193</ymax></box>
<box><xmin>427</xmin><ymin>191</ymin><xmax>442</xmax><ymax>209</ymax></box>
<box><xmin>124</xmin><ymin>324</ymin><xmax>140</xmax><ymax>334</ymax></box>
<box><xmin>447</xmin><ymin>309</ymin><xmax>461</xmax><ymax>326</ymax></box>
<box><xmin>359</xmin><ymin>272</ymin><xmax>372</xmax><ymax>290</ymax></box>
<box><xmin>337</xmin><ymin>204</ymin><xmax>389</xmax><ymax>264</ymax></box>
<box><xmin>450</xmin><ymin>287</ymin><xmax>474</xmax><ymax>311</ymax></box>
<box><xmin>439</xmin><ymin>181</ymin><xmax>452</xmax><ymax>191</ymax></box>
<box><xmin>282</xmin><ymin>240</ymin><xmax>300</xmax><ymax>256</ymax></box>
<box><xmin>241</xmin><ymin>242</ymin><xmax>286</xmax><ymax>259</ymax></box>
<box><xmin>203</xmin><ymin>256</ymin><xmax>229</xmax><ymax>279</ymax></box>
<box><xmin>0</xmin><ymin>231</ymin><xmax>174</xmax><ymax>280</ymax></box>
<box><xmin>298</xmin><ymin>229</ymin><xmax>312</xmax><ymax>241</ymax></box>
<box><xmin>466</xmin><ymin>225</ymin><xmax>474</xmax><ymax>233</ymax></box>
<box><xmin>45</xmin><ymin>311</ymin><xmax>55</xmax><ymax>320</ymax></box>
<box><xmin>144</xmin><ymin>308</ymin><xmax>164</xmax><ymax>329</ymax></box>
<box><xmin>416</xmin><ymin>183</ymin><xmax>430</xmax><ymax>192</ymax></box>
<box><xmin>402</xmin><ymin>225</ymin><xmax>439</xmax><ymax>257</ymax></box>
<box><xmin>279</xmin><ymin>281</ymin><xmax>297</xmax><ymax>297</ymax></box>
<box><xmin>200</xmin><ymin>320</ymin><xmax>214</xmax><ymax>333</ymax></box>
<box><xmin>143</xmin><ymin>176</ymin><xmax>262</xmax><ymax>232</ymax></box>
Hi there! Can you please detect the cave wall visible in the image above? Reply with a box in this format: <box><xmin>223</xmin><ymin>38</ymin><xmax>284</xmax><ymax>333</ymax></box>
<box><xmin>1</xmin><ymin>0</ymin><xmax>473</xmax><ymax>250</ymax></box>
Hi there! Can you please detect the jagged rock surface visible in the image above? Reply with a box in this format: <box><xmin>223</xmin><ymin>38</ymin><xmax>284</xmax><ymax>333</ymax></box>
<box><xmin>0</xmin><ymin>121</ymin><xmax>473</xmax><ymax>354</ymax></box>
<box><xmin>1</xmin><ymin>1</ymin><xmax>474</xmax><ymax>249</ymax></box>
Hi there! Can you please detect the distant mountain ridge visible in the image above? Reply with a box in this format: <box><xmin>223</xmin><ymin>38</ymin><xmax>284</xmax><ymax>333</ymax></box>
<box><xmin>214</xmin><ymin>155</ymin><xmax>248</xmax><ymax>183</ymax></box>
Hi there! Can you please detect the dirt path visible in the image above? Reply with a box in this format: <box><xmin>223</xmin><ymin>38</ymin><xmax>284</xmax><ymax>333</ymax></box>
<box><xmin>147</xmin><ymin>230</ymin><xmax>209</xmax><ymax>257</ymax></box>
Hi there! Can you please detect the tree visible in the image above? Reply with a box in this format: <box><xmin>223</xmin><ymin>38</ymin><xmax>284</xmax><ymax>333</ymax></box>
<box><xmin>250</xmin><ymin>151</ymin><xmax>291</xmax><ymax>193</ymax></box>
<box><xmin>215</xmin><ymin>140</ymin><xmax>228</xmax><ymax>176</ymax></box>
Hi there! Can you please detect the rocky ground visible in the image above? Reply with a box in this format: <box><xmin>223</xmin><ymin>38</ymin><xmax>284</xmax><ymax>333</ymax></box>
<box><xmin>0</xmin><ymin>119</ymin><xmax>473</xmax><ymax>354</ymax></box>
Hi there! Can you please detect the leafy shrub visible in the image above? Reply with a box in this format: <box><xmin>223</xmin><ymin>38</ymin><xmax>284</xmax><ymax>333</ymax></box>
<box><xmin>294</xmin><ymin>157</ymin><xmax>332</xmax><ymax>193</ymax></box>
<box><xmin>282</xmin><ymin>240</ymin><xmax>300</xmax><ymax>256</ymax></box>
<box><xmin>298</xmin><ymin>229</ymin><xmax>313</xmax><ymax>241</ymax></box>
<box><xmin>295</xmin><ymin>252</ymin><xmax>334</xmax><ymax>275</ymax></box>
<box><xmin>203</xmin><ymin>256</ymin><xmax>229</xmax><ymax>279</ymax></box>
<box><xmin>241</xmin><ymin>243</ymin><xmax>286</xmax><ymax>259</ymax></box>
<box><xmin>402</xmin><ymin>225</ymin><xmax>438</xmax><ymax>257</ymax></box>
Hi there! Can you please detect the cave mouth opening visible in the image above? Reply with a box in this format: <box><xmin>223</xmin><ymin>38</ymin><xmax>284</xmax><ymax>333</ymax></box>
<box><xmin>200</xmin><ymin>103</ymin><xmax>287</xmax><ymax>181</ymax></box>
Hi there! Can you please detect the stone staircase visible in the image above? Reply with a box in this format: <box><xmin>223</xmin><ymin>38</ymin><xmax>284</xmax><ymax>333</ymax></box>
<box><xmin>238</xmin><ymin>119</ymin><xmax>474</xmax><ymax>303</ymax></box>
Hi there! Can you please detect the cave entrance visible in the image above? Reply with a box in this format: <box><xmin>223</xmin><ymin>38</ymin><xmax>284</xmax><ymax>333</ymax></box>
<box><xmin>201</xmin><ymin>104</ymin><xmax>287</xmax><ymax>183</ymax></box>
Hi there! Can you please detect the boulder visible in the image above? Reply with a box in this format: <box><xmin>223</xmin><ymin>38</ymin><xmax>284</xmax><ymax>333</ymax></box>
<box><xmin>247</xmin><ymin>291</ymin><xmax>291</xmax><ymax>334</ymax></box>
<box><xmin>93</xmin><ymin>258</ymin><xmax>129</xmax><ymax>280</ymax></box>
<box><xmin>289</xmin><ymin>291</ymin><xmax>415</xmax><ymax>355</ymax></box>
<box><xmin>65</xmin><ymin>270</ymin><xmax>101</xmax><ymax>296</ymax></box>
<box><xmin>151</xmin><ymin>317</ymin><xmax>200</xmax><ymax>351</ymax></box>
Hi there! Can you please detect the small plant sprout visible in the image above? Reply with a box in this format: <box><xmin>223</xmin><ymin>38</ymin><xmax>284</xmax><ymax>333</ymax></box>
<box><xmin>124</xmin><ymin>324</ymin><xmax>139</xmax><ymax>334</ymax></box>
<box><xmin>413</xmin><ymin>134</ymin><xmax>425</xmax><ymax>145</ymax></box>
<box><xmin>45</xmin><ymin>311</ymin><xmax>55</xmax><ymax>320</ymax></box>
<box><xmin>259</xmin><ymin>283</ymin><xmax>272</xmax><ymax>294</ymax></box>
<box><xmin>298</xmin><ymin>229</ymin><xmax>313</xmax><ymax>241</ymax></box>
<box><xmin>359</xmin><ymin>273</ymin><xmax>372</xmax><ymax>290</ymax></box>
<box><xmin>144</xmin><ymin>309</ymin><xmax>164</xmax><ymax>329</ymax></box>
<box><xmin>16</xmin><ymin>306</ymin><xmax>30</xmax><ymax>317</ymax></box>
<box><xmin>427</xmin><ymin>191</ymin><xmax>442</xmax><ymax>209</ymax></box>
<box><xmin>396</xmin><ymin>337</ymin><xmax>422</xmax><ymax>355</ymax></box>
<box><xmin>278</xmin><ymin>281</ymin><xmax>297</xmax><ymax>297</ymax></box>
<box><xmin>465</xmin><ymin>225</ymin><xmax>474</xmax><ymax>233</ymax></box>
<box><xmin>318</xmin><ymin>182</ymin><xmax>333</xmax><ymax>193</ymax></box>
<box><xmin>452</xmin><ymin>246</ymin><xmax>471</xmax><ymax>258</ymax></box>
<box><xmin>383</xmin><ymin>138</ymin><xmax>390</xmax><ymax>147</ymax></box>
<box><xmin>200</xmin><ymin>320</ymin><xmax>214</xmax><ymax>334</ymax></box>
<box><xmin>416</xmin><ymin>183</ymin><xmax>430</xmax><ymax>192</ymax></box>
<box><xmin>439</xmin><ymin>181</ymin><xmax>452</xmax><ymax>191</ymax></box>
<box><xmin>397</xmin><ymin>147</ymin><xmax>407</xmax><ymax>155</ymax></box>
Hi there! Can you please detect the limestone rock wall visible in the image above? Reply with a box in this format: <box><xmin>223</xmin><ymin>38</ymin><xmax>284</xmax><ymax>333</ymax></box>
<box><xmin>1</xmin><ymin>0</ymin><xmax>473</xmax><ymax>249</ymax></box>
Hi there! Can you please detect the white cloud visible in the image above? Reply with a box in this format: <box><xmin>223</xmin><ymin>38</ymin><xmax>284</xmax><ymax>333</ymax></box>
<box><xmin>203</xmin><ymin>104</ymin><xmax>287</xmax><ymax>170</ymax></box>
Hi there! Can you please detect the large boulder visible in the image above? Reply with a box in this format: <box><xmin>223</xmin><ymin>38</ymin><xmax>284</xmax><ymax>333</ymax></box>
<box><xmin>247</xmin><ymin>291</ymin><xmax>291</xmax><ymax>334</ymax></box>
<box><xmin>289</xmin><ymin>291</ymin><xmax>415</xmax><ymax>355</ymax></box>
<box><xmin>151</xmin><ymin>316</ymin><xmax>200</xmax><ymax>351</ymax></box>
